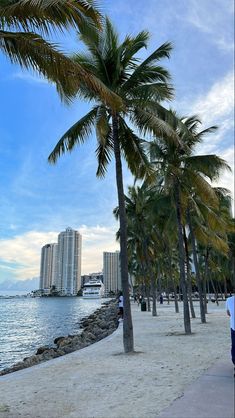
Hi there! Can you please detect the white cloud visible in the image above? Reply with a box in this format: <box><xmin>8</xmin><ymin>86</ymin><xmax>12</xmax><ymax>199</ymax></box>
<box><xmin>12</xmin><ymin>72</ymin><xmax>48</xmax><ymax>85</ymax></box>
<box><xmin>190</xmin><ymin>72</ymin><xmax>234</xmax><ymax>127</ymax></box>
<box><xmin>183</xmin><ymin>0</ymin><xmax>234</xmax><ymax>52</ymax></box>
<box><xmin>176</xmin><ymin>72</ymin><xmax>234</xmax><ymax>207</ymax></box>
<box><xmin>0</xmin><ymin>225</ymin><xmax>119</xmax><ymax>281</ymax></box>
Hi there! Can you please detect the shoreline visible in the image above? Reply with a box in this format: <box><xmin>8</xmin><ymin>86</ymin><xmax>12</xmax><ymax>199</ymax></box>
<box><xmin>0</xmin><ymin>301</ymin><xmax>231</xmax><ymax>418</ymax></box>
<box><xmin>0</xmin><ymin>298</ymin><xmax>118</xmax><ymax>376</ymax></box>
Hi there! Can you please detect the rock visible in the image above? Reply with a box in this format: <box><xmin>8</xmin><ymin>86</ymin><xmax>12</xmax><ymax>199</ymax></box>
<box><xmin>54</xmin><ymin>336</ymin><xmax>65</xmax><ymax>345</ymax></box>
<box><xmin>36</xmin><ymin>346</ymin><xmax>50</xmax><ymax>355</ymax></box>
<box><xmin>23</xmin><ymin>355</ymin><xmax>40</xmax><ymax>367</ymax></box>
<box><xmin>39</xmin><ymin>349</ymin><xmax>58</xmax><ymax>361</ymax></box>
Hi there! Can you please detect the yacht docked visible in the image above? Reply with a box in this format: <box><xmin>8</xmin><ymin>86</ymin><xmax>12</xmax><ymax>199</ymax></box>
<box><xmin>82</xmin><ymin>279</ymin><xmax>105</xmax><ymax>298</ymax></box>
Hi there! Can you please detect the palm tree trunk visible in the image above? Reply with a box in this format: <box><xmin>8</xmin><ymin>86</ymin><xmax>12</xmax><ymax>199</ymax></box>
<box><xmin>151</xmin><ymin>273</ymin><xmax>157</xmax><ymax>316</ymax></box>
<box><xmin>143</xmin><ymin>240</ymin><xmax>157</xmax><ymax>316</ymax></box>
<box><xmin>112</xmin><ymin>114</ymin><xmax>134</xmax><ymax>353</ymax></box>
<box><xmin>146</xmin><ymin>285</ymin><xmax>151</xmax><ymax>311</ymax></box>
<box><xmin>168</xmin><ymin>251</ymin><xmax>179</xmax><ymax>313</ymax></box>
<box><xmin>203</xmin><ymin>248</ymin><xmax>209</xmax><ymax>313</ymax></box>
<box><xmin>174</xmin><ymin>180</ymin><xmax>191</xmax><ymax>334</ymax></box>
<box><xmin>169</xmin><ymin>255</ymin><xmax>179</xmax><ymax>313</ymax></box>
<box><xmin>183</xmin><ymin>226</ymin><xmax>196</xmax><ymax>319</ymax></box>
<box><xmin>186</xmin><ymin>208</ymin><xmax>206</xmax><ymax>323</ymax></box>
<box><xmin>224</xmin><ymin>275</ymin><xmax>228</xmax><ymax>298</ymax></box>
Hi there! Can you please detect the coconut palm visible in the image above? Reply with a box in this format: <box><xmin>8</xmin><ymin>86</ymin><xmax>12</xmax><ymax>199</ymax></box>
<box><xmin>149</xmin><ymin>112</ymin><xmax>230</xmax><ymax>332</ymax></box>
<box><xmin>48</xmin><ymin>18</ymin><xmax>174</xmax><ymax>352</ymax></box>
<box><xmin>0</xmin><ymin>1</ymin><xmax>119</xmax><ymax>106</ymax></box>
<box><xmin>115</xmin><ymin>184</ymin><xmax>159</xmax><ymax>316</ymax></box>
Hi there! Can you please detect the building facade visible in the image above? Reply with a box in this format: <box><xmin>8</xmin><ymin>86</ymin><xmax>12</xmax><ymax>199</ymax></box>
<box><xmin>39</xmin><ymin>243</ymin><xmax>58</xmax><ymax>294</ymax></box>
<box><xmin>103</xmin><ymin>251</ymin><xmax>121</xmax><ymax>295</ymax></box>
<box><xmin>56</xmin><ymin>227</ymin><xmax>82</xmax><ymax>295</ymax></box>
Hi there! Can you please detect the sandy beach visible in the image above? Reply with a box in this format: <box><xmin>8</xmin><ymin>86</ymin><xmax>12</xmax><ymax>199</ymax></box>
<box><xmin>0</xmin><ymin>300</ymin><xmax>231</xmax><ymax>418</ymax></box>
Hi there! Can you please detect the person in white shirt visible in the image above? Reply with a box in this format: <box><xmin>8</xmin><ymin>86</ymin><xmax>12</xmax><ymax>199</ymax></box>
<box><xmin>226</xmin><ymin>295</ymin><xmax>235</xmax><ymax>368</ymax></box>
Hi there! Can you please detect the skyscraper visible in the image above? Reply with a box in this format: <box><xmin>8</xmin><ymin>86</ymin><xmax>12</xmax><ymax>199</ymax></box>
<box><xmin>103</xmin><ymin>251</ymin><xmax>121</xmax><ymax>295</ymax></box>
<box><xmin>39</xmin><ymin>243</ymin><xmax>58</xmax><ymax>294</ymax></box>
<box><xmin>56</xmin><ymin>227</ymin><xmax>82</xmax><ymax>295</ymax></box>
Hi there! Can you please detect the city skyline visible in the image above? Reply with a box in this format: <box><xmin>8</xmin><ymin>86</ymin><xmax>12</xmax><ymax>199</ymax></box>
<box><xmin>0</xmin><ymin>0</ymin><xmax>234</xmax><ymax>284</ymax></box>
<box><xmin>40</xmin><ymin>228</ymin><xmax>83</xmax><ymax>294</ymax></box>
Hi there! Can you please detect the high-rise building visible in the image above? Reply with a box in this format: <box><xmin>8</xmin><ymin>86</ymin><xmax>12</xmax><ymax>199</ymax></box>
<box><xmin>39</xmin><ymin>243</ymin><xmax>58</xmax><ymax>294</ymax></box>
<box><xmin>56</xmin><ymin>227</ymin><xmax>82</xmax><ymax>295</ymax></box>
<box><xmin>103</xmin><ymin>251</ymin><xmax>121</xmax><ymax>295</ymax></box>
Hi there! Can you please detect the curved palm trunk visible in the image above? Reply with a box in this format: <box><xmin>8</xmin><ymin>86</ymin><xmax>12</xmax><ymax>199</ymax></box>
<box><xmin>186</xmin><ymin>208</ymin><xmax>206</xmax><ymax>323</ymax></box>
<box><xmin>174</xmin><ymin>180</ymin><xmax>191</xmax><ymax>334</ymax></box>
<box><xmin>112</xmin><ymin>114</ymin><xmax>134</xmax><ymax>353</ymax></box>
<box><xmin>183</xmin><ymin>226</ymin><xmax>196</xmax><ymax>319</ymax></box>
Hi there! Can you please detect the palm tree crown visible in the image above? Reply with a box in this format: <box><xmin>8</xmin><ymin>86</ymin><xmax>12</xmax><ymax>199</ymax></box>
<box><xmin>48</xmin><ymin>16</ymin><xmax>174</xmax><ymax>176</ymax></box>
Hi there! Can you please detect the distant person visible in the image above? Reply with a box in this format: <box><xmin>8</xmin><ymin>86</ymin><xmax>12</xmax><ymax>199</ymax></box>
<box><xmin>159</xmin><ymin>294</ymin><xmax>163</xmax><ymax>304</ymax></box>
<box><xmin>138</xmin><ymin>295</ymin><xmax>143</xmax><ymax>307</ymax></box>
<box><xmin>118</xmin><ymin>291</ymin><xmax>124</xmax><ymax>320</ymax></box>
<box><xmin>226</xmin><ymin>294</ymin><xmax>235</xmax><ymax>373</ymax></box>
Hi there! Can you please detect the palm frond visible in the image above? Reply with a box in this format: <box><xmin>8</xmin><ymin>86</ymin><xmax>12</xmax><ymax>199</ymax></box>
<box><xmin>131</xmin><ymin>107</ymin><xmax>180</xmax><ymax>145</ymax></box>
<box><xmin>129</xmin><ymin>82</ymin><xmax>174</xmax><ymax>103</ymax></box>
<box><xmin>48</xmin><ymin>106</ymin><xmax>98</xmax><ymax>163</ymax></box>
<box><xmin>185</xmin><ymin>169</ymin><xmax>219</xmax><ymax>207</ymax></box>
<box><xmin>95</xmin><ymin>131</ymin><xmax>113</xmax><ymax>177</ymax></box>
<box><xmin>119</xmin><ymin>30</ymin><xmax>149</xmax><ymax>68</ymax></box>
<box><xmin>95</xmin><ymin>105</ymin><xmax>110</xmax><ymax>145</ymax></box>
<box><xmin>118</xmin><ymin>117</ymin><xmax>153</xmax><ymax>180</ymax></box>
<box><xmin>0</xmin><ymin>0</ymin><xmax>101</xmax><ymax>34</ymax></box>
<box><xmin>122</xmin><ymin>41</ymin><xmax>172</xmax><ymax>92</ymax></box>
<box><xmin>185</xmin><ymin>154</ymin><xmax>231</xmax><ymax>181</ymax></box>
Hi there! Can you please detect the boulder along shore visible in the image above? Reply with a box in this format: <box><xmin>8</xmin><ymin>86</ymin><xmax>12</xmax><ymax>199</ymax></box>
<box><xmin>0</xmin><ymin>298</ymin><xmax>119</xmax><ymax>376</ymax></box>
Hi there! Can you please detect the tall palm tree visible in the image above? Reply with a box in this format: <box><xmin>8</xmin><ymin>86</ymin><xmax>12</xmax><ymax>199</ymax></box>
<box><xmin>149</xmin><ymin>113</ymin><xmax>230</xmax><ymax>332</ymax></box>
<box><xmin>48</xmin><ymin>18</ymin><xmax>174</xmax><ymax>352</ymax></box>
<box><xmin>0</xmin><ymin>1</ymin><xmax>119</xmax><ymax>106</ymax></box>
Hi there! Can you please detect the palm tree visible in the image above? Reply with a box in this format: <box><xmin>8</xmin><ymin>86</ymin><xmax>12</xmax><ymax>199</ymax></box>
<box><xmin>0</xmin><ymin>1</ymin><xmax>120</xmax><ymax>106</ymax></box>
<box><xmin>149</xmin><ymin>113</ymin><xmax>231</xmax><ymax>332</ymax></box>
<box><xmin>115</xmin><ymin>184</ymin><xmax>159</xmax><ymax>316</ymax></box>
<box><xmin>48</xmin><ymin>18</ymin><xmax>174</xmax><ymax>352</ymax></box>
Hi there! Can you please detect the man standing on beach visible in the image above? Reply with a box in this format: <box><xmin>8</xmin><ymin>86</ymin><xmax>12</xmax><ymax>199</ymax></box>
<box><xmin>226</xmin><ymin>294</ymin><xmax>235</xmax><ymax>371</ymax></box>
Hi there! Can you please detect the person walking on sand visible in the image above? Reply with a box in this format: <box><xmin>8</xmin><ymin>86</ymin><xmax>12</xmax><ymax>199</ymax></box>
<box><xmin>226</xmin><ymin>294</ymin><xmax>235</xmax><ymax>374</ymax></box>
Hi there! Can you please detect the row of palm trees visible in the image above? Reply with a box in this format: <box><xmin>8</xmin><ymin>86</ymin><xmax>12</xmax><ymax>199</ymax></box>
<box><xmin>1</xmin><ymin>1</ymin><xmax>233</xmax><ymax>353</ymax></box>
<box><xmin>118</xmin><ymin>121</ymin><xmax>234</xmax><ymax>331</ymax></box>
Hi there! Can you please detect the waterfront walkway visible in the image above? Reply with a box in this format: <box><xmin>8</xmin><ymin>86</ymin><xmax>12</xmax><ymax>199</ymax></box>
<box><xmin>0</xmin><ymin>302</ymin><xmax>234</xmax><ymax>418</ymax></box>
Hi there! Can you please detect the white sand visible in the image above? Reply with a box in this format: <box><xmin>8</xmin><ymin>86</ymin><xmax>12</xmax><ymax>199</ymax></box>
<box><xmin>0</xmin><ymin>301</ymin><xmax>231</xmax><ymax>418</ymax></box>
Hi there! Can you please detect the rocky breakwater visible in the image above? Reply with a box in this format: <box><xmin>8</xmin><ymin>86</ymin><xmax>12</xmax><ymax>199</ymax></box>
<box><xmin>0</xmin><ymin>299</ymin><xmax>119</xmax><ymax>376</ymax></box>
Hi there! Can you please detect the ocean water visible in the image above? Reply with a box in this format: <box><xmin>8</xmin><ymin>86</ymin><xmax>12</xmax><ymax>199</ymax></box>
<box><xmin>0</xmin><ymin>296</ymin><xmax>105</xmax><ymax>371</ymax></box>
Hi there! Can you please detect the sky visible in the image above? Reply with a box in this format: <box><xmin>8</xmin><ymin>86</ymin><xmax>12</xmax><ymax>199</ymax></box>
<box><xmin>0</xmin><ymin>0</ymin><xmax>234</xmax><ymax>284</ymax></box>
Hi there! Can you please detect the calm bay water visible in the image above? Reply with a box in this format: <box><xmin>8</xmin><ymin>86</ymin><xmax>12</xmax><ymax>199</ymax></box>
<box><xmin>0</xmin><ymin>295</ymin><xmax>105</xmax><ymax>371</ymax></box>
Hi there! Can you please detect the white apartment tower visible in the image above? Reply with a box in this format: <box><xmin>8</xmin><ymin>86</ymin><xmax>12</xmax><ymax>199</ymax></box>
<box><xmin>56</xmin><ymin>227</ymin><xmax>82</xmax><ymax>295</ymax></box>
<box><xmin>39</xmin><ymin>243</ymin><xmax>58</xmax><ymax>293</ymax></box>
<box><xmin>103</xmin><ymin>251</ymin><xmax>121</xmax><ymax>295</ymax></box>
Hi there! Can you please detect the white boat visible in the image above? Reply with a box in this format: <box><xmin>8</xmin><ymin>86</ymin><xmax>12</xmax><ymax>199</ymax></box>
<box><xmin>82</xmin><ymin>279</ymin><xmax>105</xmax><ymax>299</ymax></box>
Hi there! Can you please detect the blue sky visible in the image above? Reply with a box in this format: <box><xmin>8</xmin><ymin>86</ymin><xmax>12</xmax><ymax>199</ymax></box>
<box><xmin>0</xmin><ymin>0</ymin><xmax>234</xmax><ymax>283</ymax></box>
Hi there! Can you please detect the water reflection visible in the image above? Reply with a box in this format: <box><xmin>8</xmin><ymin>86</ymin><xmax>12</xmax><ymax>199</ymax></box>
<box><xmin>0</xmin><ymin>297</ymin><xmax>104</xmax><ymax>370</ymax></box>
